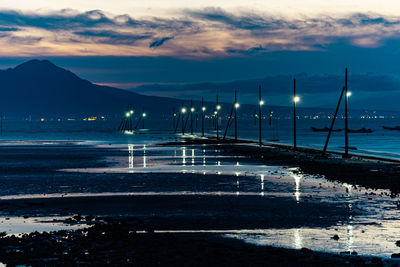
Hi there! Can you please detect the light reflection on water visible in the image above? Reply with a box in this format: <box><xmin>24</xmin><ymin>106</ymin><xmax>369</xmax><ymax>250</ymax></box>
<box><xmin>61</xmin><ymin>143</ymin><xmax>400</xmax><ymax>258</ymax></box>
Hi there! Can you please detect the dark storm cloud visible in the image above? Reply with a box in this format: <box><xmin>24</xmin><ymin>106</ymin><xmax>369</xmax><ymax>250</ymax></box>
<box><xmin>149</xmin><ymin>37</ymin><xmax>174</xmax><ymax>48</ymax></box>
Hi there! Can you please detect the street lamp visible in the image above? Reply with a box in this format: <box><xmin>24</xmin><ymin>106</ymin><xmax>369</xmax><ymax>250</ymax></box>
<box><xmin>344</xmin><ymin>68</ymin><xmax>349</xmax><ymax>158</ymax></box>
<box><xmin>234</xmin><ymin>90</ymin><xmax>239</xmax><ymax>140</ymax></box>
<box><xmin>258</xmin><ymin>85</ymin><xmax>262</xmax><ymax>146</ymax></box>
<box><xmin>216</xmin><ymin>95</ymin><xmax>220</xmax><ymax>139</ymax></box>
<box><xmin>190</xmin><ymin>100</ymin><xmax>194</xmax><ymax>135</ymax></box>
<box><xmin>181</xmin><ymin>107</ymin><xmax>186</xmax><ymax>135</ymax></box>
<box><xmin>293</xmin><ymin>78</ymin><xmax>299</xmax><ymax>150</ymax></box>
<box><xmin>201</xmin><ymin>97</ymin><xmax>205</xmax><ymax>137</ymax></box>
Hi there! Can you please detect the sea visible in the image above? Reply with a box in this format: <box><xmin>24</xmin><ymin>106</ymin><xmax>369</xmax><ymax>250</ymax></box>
<box><xmin>1</xmin><ymin>117</ymin><xmax>400</xmax><ymax>159</ymax></box>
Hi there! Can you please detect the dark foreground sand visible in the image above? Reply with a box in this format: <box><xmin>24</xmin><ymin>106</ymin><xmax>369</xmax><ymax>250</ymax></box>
<box><xmin>0</xmin><ymin>216</ymin><xmax>394</xmax><ymax>266</ymax></box>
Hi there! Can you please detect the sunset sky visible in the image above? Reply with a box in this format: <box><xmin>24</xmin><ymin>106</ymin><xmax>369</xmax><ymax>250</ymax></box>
<box><xmin>1</xmin><ymin>1</ymin><xmax>400</xmax><ymax>108</ymax></box>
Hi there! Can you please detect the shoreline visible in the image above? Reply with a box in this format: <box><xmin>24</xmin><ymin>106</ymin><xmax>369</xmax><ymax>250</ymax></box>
<box><xmin>0</xmin><ymin>137</ymin><xmax>398</xmax><ymax>264</ymax></box>
<box><xmin>161</xmin><ymin>136</ymin><xmax>400</xmax><ymax>194</ymax></box>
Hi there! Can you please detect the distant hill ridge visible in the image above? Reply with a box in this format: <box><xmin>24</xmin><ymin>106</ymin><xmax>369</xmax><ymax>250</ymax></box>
<box><xmin>0</xmin><ymin>59</ymin><xmax>182</xmax><ymax>118</ymax></box>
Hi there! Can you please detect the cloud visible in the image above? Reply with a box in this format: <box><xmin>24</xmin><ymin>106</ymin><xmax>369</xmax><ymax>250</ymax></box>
<box><xmin>133</xmin><ymin>73</ymin><xmax>400</xmax><ymax>96</ymax></box>
<box><xmin>74</xmin><ymin>30</ymin><xmax>150</xmax><ymax>45</ymax></box>
<box><xmin>149</xmin><ymin>37</ymin><xmax>174</xmax><ymax>48</ymax></box>
<box><xmin>0</xmin><ymin>8</ymin><xmax>399</xmax><ymax>56</ymax></box>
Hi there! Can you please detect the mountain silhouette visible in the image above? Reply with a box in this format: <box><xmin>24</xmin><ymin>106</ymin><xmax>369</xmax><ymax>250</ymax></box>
<box><xmin>0</xmin><ymin>59</ymin><xmax>181</xmax><ymax>118</ymax></box>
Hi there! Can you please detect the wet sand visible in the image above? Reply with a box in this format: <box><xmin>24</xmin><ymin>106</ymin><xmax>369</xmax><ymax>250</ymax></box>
<box><xmin>164</xmin><ymin>136</ymin><xmax>400</xmax><ymax>194</ymax></box>
<box><xmin>0</xmin><ymin>140</ymin><xmax>399</xmax><ymax>265</ymax></box>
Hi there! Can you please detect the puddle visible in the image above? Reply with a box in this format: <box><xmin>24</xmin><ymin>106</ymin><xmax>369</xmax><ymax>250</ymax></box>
<box><xmin>0</xmin><ymin>216</ymin><xmax>86</xmax><ymax>234</ymax></box>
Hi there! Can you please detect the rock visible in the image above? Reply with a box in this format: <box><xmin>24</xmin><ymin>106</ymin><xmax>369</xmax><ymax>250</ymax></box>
<box><xmin>300</xmin><ymin>248</ymin><xmax>313</xmax><ymax>254</ymax></box>
<box><xmin>331</xmin><ymin>234</ymin><xmax>340</xmax><ymax>240</ymax></box>
<box><xmin>396</xmin><ymin>240</ymin><xmax>400</xmax><ymax>247</ymax></box>
<box><xmin>392</xmin><ymin>253</ymin><xmax>400</xmax><ymax>258</ymax></box>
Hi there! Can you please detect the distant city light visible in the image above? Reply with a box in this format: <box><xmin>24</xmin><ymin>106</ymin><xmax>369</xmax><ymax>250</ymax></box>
<box><xmin>125</xmin><ymin>112</ymin><xmax>130</xmax><ymax>117</ymax></box>
<box><xmin>142</xmin><ymin>113</ymin><xmax>146</xmax><ymax>117</ymax></box>
<box><xmin>214</xmin><ymin>111</ymin><xmax>217</xmax><ymax>115</ymax></box>
<box><xmin>235</xmin><ymin>103</ymin><xmax>240</xmax><ymax>108</ymax></box>
<box><xmin>347</xmin><ymin>92</ymin><xmax>352</xmax><ymax>97</ymax></box>
<box><xmin>202</xmin><ymin>107</ymin><xmax>206</xmax><ymax>111</ymax></box>
<box><xmin>259</xmin><ymin>100</ymin><xmax>264</xmax><ymax>106</ymax></box>
<box><xmin>216</xmin><ymin>105</ymin><xmax>221</xmax><ymax>110</ymax></box>
<box><xmin>130</xmin><ymin>110</ymin><xmax>134</xmax><ymax>114</ymax></box>
<box><xmin>190</xmin><ymin>107</ymin><xmax>195</xmax><ymax>112</ymax></box>
<box><xmin>181</xmin><ymin>108</ymin><xmax>186</xmax><ymax>113</ymax></box>
<box><xmin>294</xmin><ymin>96</ymin><xmax>300</xmax><ymax>103</ymax></box>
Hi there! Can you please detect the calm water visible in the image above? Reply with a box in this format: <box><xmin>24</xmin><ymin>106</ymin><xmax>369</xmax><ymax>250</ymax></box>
<box><xmin>1</xmin><ymin>118</ymin><xmax>400</xmax><ymax>158</ymax></box>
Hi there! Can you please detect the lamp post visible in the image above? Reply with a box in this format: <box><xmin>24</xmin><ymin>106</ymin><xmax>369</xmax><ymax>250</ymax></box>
<box><xmin>234</xmin><ymin>90</ymin><xmax>239</xmax><ymax>140</ymax></box>
<box><xmin>293</xmin><ymin>78</ymin><xmax>300</xmax><ymax>150</ymax></box>
<box><xmin>190</xmin><ymin>100</ymin><xmax>194</xmax><ymax>135</ymax></box>
<box><xmin>344</xmin><ymin>68</ymin><xmax>349</xmax><ymax>158</ymax></box>
<box><xmin>258</xmin><ymin>85</ymin><xmax>263</xmax><ymax>146</ymax></box>
<box><xmin>172</xmin><ymin>108</ymin><xmax>176</xmax><ymax>129</ymax></box>
<box><xmin>216</xmin><ymin>95</ymin><xmax>221</xmax><ymax>139</ymax></box>
<box><xmin>201</xmin><ymin>97</ymin><xmax>205</xmax><ymax>137</ymax></box>
<box><xmin>181</xmin><ymin>107</ymin><xmax>186</xmax><ymax>135</ymax></box>
<box><xmin>142</xmin><ymin>108</ymin><xmax>146</xmax><ymax>129</ymax></box>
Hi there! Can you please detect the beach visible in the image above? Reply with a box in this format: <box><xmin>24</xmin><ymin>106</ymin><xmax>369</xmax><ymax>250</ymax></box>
<box><xmin>0</xmin><ymin>136</ymin><xmax>398</xmax><ymax>265</ymax></box>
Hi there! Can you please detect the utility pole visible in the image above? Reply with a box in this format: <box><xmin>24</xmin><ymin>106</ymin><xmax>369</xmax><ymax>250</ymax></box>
<box><xmin>258</xmin><ymin>85</ymin><xmax>262</xmax><ymax>146</ymax></box>
<box><xmin>344</xmin><ymin>68</ymin><xmax>349</xmax><ymax>158</ymax></box>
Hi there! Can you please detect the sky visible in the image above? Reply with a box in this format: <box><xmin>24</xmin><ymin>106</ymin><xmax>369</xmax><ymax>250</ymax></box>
<box><xmin>1</xmin><ymin>1</ymin><xmax>400</xmax><ymax>108</ymax></box>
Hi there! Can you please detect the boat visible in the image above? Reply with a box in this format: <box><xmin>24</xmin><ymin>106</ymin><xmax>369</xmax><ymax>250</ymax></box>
<box><xmin>382</xmin><ymin>126</ymin><xmax>400</xmax><ymax>131</ymax></box>
<box><xmin>348</xmin><ymin>128</ymin><xmax>373</xmax><ymax>133</ymax></box>
<box><xmin>311</xmin><ymin>126</ymin><xmax>342</xmax><ymax>132</ymax></box>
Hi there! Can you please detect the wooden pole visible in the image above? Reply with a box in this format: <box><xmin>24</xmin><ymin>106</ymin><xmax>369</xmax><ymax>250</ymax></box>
<box><xmin>216</xmin><ymin>95</ymin><xmax>219</xmax><ymax>139</ymax></box>
<box><xmin>293</xmin><ymin>78</ymin><xmax>297</xmax><ymax>150</ymax></box>
<box><xmin>190</xmin><ymin>99</ymin><xmax>193</xmax><ymax>135</ymax></box>
<box><xmin>323</xmin><ymin>86</ymin><xmax>345</xmax><ymax>154</ymax></box>
<box><xmin>344</xmin><ymin>68</ymin><xmax>349</xmax><ymax>157</ymax></box>
<box><xmin>182</xmin><ymin>102</ymin><xmax>185</xmax><ymax>135</ymax></box>
<box><xmin>201</xmin><ymin>97</ymin><xmax>205</xmax><ymax>137</ymax></box>
<box><xmin>258</xmin><ymin>85</ymin><xmax>262</xmax><ymax>146</ymax></box>
<box><xmin>234</xmin><ymin>90</ymin><xmax>238</xmax><ymax>140</ymax></box>
<box><xmin>142</xmin><ymin>108</ymin><xmax>145</xmax><ymax>129</ymax></box>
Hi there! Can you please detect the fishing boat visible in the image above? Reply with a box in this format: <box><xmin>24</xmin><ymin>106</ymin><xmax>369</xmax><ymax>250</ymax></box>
<box><xmin>311</xmin><ymin>126</ymin><xmax>342</xmax><ymax>132</ymax></box>
<box><xmin>348</xmin><ymin>128</ymin><xmax>373</xmax><ymax>133</ymax></box>
<box><xmin>382</xmin><ymin>126</ymin><xmax>400</xmax><ymax>131</ymax></box>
